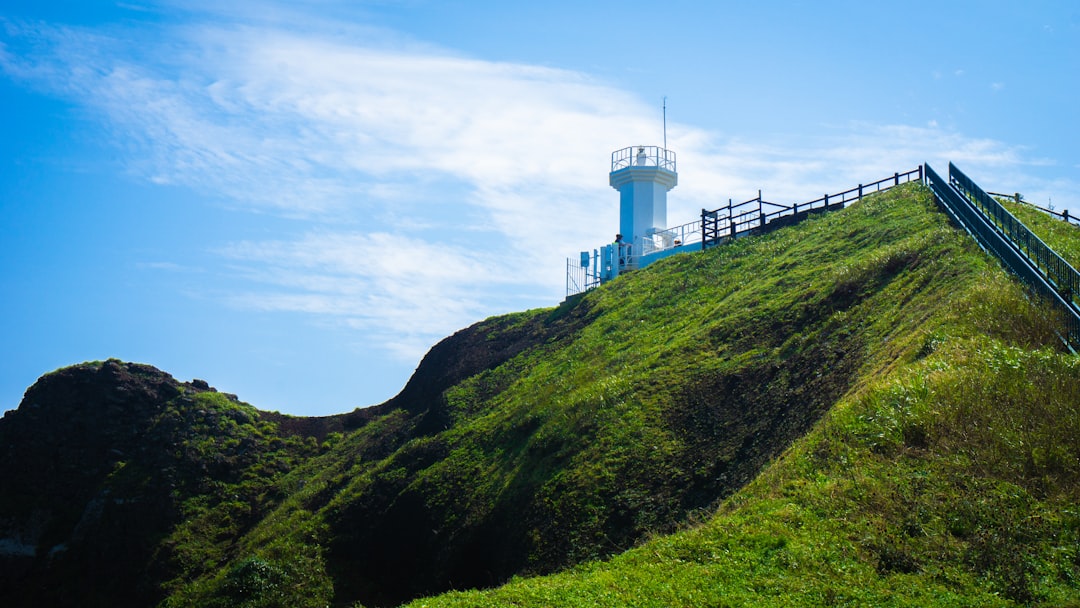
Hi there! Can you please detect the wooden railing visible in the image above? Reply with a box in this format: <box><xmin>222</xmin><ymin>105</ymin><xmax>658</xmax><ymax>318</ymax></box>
<box><xmin>701</xmin><ymin>167</ymin><xmax>924</xmax><ymax>248</ymax></box>
<box><xmin>987</xmin><ymin>191</ymin><xmax>1080</xmax><ymax>229</ymax></box>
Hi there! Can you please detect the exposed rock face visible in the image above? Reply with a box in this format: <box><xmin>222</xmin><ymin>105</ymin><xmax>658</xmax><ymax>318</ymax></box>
<box><xmin>0</xmin><ymin>360</ymin><xmax>222</xmax><ymax>607</ymax></box>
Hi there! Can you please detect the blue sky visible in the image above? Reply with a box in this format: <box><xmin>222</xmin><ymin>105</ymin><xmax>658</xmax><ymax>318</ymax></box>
<box><xmin>2</xmin><ymin>0</ymin><xmax>1077</xmax><ymax>416</ymax></box>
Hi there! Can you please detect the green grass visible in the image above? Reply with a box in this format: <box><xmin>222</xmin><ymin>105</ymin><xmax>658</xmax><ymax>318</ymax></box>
<box><xmin>155</xmin><ymin>183</ymin><xmax>1080</xmax><ymax>607</ymax></box>
<box><xmin>407</xmin><ymin>337</ymin><xmax>1080</xmax><ymax>606</ymax></box>
<box><xmin>399</xmin><ymin>188</ymin><xmax>1080</xmax><ymax>607</ymax></box>
<box><xmin>999</xmin><ymin>198</ymin><xmax>1080</xmax><ymax>270</ymax></box>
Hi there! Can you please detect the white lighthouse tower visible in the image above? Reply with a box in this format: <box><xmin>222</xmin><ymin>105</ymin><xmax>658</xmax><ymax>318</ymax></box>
<box><xmin>567</xmin><ymin>144</ymin><xmax>684</xmax><ymax>297</ymax></box>
<box><xmin>609</xmin><ymin>145</ymin><xmax>678</xmax><ymax>267</ymax></box>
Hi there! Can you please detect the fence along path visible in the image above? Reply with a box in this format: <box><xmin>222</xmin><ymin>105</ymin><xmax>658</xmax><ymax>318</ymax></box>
<box><xmin>924</xmin><ymin>162</ymin><xmax>1080</xmax><ymax>352</ymax></box>
<box><xmin>700</xmin><ymin>167</ymin><xmax>924</xmax><ymax>247</ymax></box>
<box><xmin>987</xmin><ymin>191</ymin><xmax>1080</xmax><ymax>229</ymax></box>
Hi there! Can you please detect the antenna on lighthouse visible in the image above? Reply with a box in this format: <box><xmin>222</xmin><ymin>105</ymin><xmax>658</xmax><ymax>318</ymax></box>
<box><xmin>663</xmin><ymin>96</ymin><xmax>668</xmax><ymax>151</ymax></box>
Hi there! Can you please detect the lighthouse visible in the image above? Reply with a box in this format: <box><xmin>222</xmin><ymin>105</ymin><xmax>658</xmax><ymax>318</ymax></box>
<box><xmin>608</xmin><ymin>145</ymin><xmax>678</xmax><ymax>266</ymax></box>
<box><xmin>567</xmin><ymin>145</ymin><xmax>685</xmax><ymax>297</ymax></box>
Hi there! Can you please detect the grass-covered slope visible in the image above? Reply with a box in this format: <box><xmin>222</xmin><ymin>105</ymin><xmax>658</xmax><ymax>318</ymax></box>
<box><xmin>999</xmin><ymin>198</ymin><xmax>1080</xmax><ymax>270</ymax></box>
<box><xmin>400</xmin><ymin>189</ymin><xmax>1080</xmax><ymax>605</ymax></box>
<box><xmin>155</xmin><ymin>182</ymin><xmax>1079</xmax><ymax>607</ymax></box>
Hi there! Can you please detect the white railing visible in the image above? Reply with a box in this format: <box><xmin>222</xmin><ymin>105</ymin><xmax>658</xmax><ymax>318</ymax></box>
<box><xmin>638</xmin><ymin>219</ymin><xmax>703</xmax><ymax>256</ymax></box>
<box><xmin>611</xmin><ymin>146</ymin><xmax>677</xmax><ymax>172</ymax></box>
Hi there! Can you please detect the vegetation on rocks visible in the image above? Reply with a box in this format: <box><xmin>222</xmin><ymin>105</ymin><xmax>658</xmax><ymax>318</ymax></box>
<box><xmin>0</xmin><ymin>362</ymin><xmax>321</xmax><ymax>607</ymax></box>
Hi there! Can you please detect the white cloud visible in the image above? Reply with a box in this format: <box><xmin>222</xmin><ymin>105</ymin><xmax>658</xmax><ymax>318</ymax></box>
<box><xmin>216</xmin><ymin>231</ymin><xmax>539</xmax><ymax>360</ymax></box>
<box><xmin>1</xmin><ymin>17</ymin><xmax>648</xmax><ymax>359</ymax></box>
<box><xmin>2</xmin><ymin>13</ymin><xmax>1076</xmax><ymax>363</ymax></box>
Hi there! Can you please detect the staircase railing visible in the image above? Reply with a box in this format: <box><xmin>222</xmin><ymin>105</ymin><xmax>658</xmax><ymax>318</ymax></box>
<box><xmin>924</xmin><ymin>162</ymin><xmax>1080</xmax><ymax>351</ymax></box>
<box><xmin>949</xmin><ymin>163</ymin><xmax>1080</xmax><ymax>311</ymax></box>
<box><xmin>575</xmin><ymin>159</ymin><xmax>1080</xmax><ymax>350</ymax></box>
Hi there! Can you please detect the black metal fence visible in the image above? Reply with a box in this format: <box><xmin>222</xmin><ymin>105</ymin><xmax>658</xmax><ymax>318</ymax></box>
<box><xmin>701</xmin><ymin>191</ymin><xmax>779</xmax><ymax>244</ymax></box>
<box><xmin>586</xmin><ymin>159</ymin><xmax>1080</xmax><ymax>350</ymax></box>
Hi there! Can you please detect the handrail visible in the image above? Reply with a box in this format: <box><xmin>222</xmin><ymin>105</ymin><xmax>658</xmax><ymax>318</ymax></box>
<box><xmin>948</xmin><ymin>162</ymin><xmax>1080</xmax><ymax>314</ymax></box>
<box><xmin>574</xmin><ymin>160</ymin><xmax>1080</xmax><ymax>351</ymax></box>
<box><xmin>639</xmin><ymin>219</ymin><xmax>704</xmax><ymax>256</ymax></box>
<box><xmin>924</xmin><ymin>163</ymin><xmax>1080</xmax><ymax>351</ymax></box>
<box><xmin>987</xmin><ymin>191</ymin><xmax>1080</xmax><ymax>229</ymax></box>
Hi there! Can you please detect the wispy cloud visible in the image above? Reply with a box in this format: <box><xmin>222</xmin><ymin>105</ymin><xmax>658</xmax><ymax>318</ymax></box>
<box><xmin>217</xmin><ymin>231</ymin><xmax>526</xmax><ymax>359</ymax></box>
<box><xmin>2</xmin><ymin>11</ymin><xmax>1074</xmax><ymax>363</ymax></box>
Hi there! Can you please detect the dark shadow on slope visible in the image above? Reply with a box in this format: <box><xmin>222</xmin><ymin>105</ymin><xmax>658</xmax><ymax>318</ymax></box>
<box><xmin>670</xmin><ymin>246</ymin><xmax>922</xmax><ymax>513</ymax></box>
<box><xmin>0</xmin><ymin>360</ymin><xmax>285</xmax><ymax>608</ymax></box>
<box><xmin>321</xmin><ymin>289</ymin><xmax>881</xmax><ymax>606</ymax></box>
<box><xmin>670</xmin><ymin>315</ymin><xmax>864</xmax><ymax>509</ymax></box>
<box><xmin>322</xmin><ymin>299</ymin><xmax>593</xmax><ymax>606</ymax></box>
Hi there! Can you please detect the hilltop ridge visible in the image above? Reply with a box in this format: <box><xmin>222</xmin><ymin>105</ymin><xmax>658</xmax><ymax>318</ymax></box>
<box><xmin>1</xmin><ymin>182</ymin><xmax>1078</xmax><ymax>607</ymax></box>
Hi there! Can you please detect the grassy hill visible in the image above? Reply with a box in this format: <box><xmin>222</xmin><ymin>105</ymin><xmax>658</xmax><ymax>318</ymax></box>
<box><xmin>2</xmin><ymin>181</ymin><xmax>1077</xmax><ymax>607</ymax></box>
<box><xmin>158</xmin><ymin>181</ymin><xmax>1078</xmax><ymax>606</ymax></box>
<box><xmin>398</xmin><ymin>187</ymin><xmax>1080</xmax><ymax>606</ymax></box>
